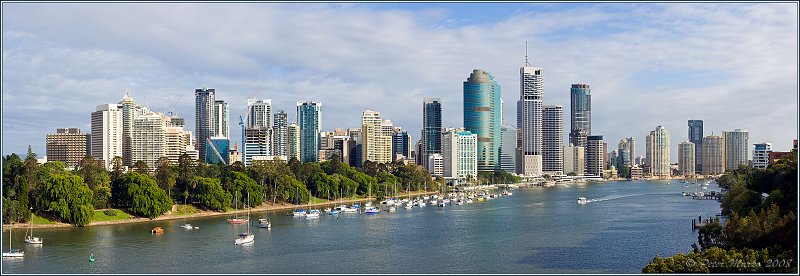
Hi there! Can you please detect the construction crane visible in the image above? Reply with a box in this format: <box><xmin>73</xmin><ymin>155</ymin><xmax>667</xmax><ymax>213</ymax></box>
<box><xmin>239</xmin><ymin>115</ymin><xmax>246</xmax><ymax>165</ymax></box>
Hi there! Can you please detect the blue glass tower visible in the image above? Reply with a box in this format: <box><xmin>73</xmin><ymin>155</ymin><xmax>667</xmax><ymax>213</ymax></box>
<box><xmin>463</xmin><ymin>69</ymin><xmax>501</xmax><ymax>172</ymax></box>
<box><xmin>297</xmin><ymin>101</ymin><xmax>322</xmax><ymax>163</ymax></box>
<box><xmin>569</xmin><ymin>84</ymin><xmax>591</xmax><ymax>147</ymax></box>
<box><xmin>422</xmin><ymin>98</ymin><xmax>442</xmax><ymax>168</ymax></box>
<box><xmin>205</xmin><ymin>137</ymin><xmax>229</xmax><ymax>165</ymax></box>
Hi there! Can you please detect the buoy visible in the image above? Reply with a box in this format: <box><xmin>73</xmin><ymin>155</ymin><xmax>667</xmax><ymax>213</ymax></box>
<box><xmin>89</xmin><ymin>254</ymin><xmax>95</xmax><ymax>262</ymax></box>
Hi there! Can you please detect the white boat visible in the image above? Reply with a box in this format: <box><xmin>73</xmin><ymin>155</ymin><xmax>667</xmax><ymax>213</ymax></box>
<box><xmin>293</xmin><ymin>210</ymin><xmax>306</xmax><ymax>217</ymax></box>
<box><xmin>365</xmin><ymin>202</ymin><xmax>373</xmax><ymax>207</ymax></box>
<box><xmin>442</xmin><ymin>198</ymin><xmax>450</xmax><ymax>203</ymax></box>
<box><xmin>24</xmin><ymin>210</ymin><xmax>43</xmax><ymax>244</ymax></box>
<box><xmin>387</xmin><ymin>206</ymin><xmax>397</xmax><ymax>212</ymax></box>
<box><xmin>456</xmin><ymin>200</ymin><xmax>464</xmax><ymax>205</ymax></box>
<box><xmin>404</xmin><ymin>203</ymin><xmax>413</xmax><ymax>209</ymax></box>
<box><xmin>258</xmin><ymin>219</ymin><xmax>271</xmax><ymax>228</ymax></box>
<box><xmin>234</xmin><ymin>192</ymin><xmax>255</xmax><ymax>245</ymax></box>
<box><xmin>306</xmin><ymin>209</ymin><xmax>321</xmax><ymax>218</ymax></box>
<box><xmin>466</xmin><ymin>198</ymin><xmax>473</xmax><ymax>204</ymax></box>
<box><xmin>418</xmin><ymin>202</ymin><xmax>426</xmax><ymax>207</ymax></box>
<box><xmin>577</xmin><ymin>197</ymin><xmax>588</xmax><ymax>204</ymax></box>
<box><xmin>365</xmin><ymin>206</ymin><xmax>381</xmax><ymax>215</ymax></box>
<box><xmin>429</xmin><ymin>199</ymin><xmax>437</xmax><ymax>205</ymax></box>
<box><xmin>181</xmin><ymin>223</ymin><xmax>194</xmax><ymax>229</ymax></box>
<box><xmin>3</xmin><ymin>223</ymin><xmax>24</xmax><ymax>258</ymax></box>
<box><xmin>423</xmin><ymin>196</ymin><xmax>430</xmax><ymax>200</ymax></box>
<box><xmin>324</xmin><ymin>207</ymin><xmax>332</xmax><ymax>213</ymax></box>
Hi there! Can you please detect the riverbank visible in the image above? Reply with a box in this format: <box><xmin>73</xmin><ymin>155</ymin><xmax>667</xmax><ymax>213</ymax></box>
<box><xmin>2</xmin><ymin>190</ymin><xmax>439</xmax><ymax>230</ymax></box>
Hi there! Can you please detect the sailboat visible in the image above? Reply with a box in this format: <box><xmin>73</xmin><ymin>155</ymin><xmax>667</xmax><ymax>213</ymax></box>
<box><xmin>24</xmin><ymin>209</ymin><xmax>43</xmax><ymax>244</ymax></box>
<box><xmin>234</xmin><ymin>193</ymin><xmax>255</xmax><ymax>245</ymax></box>
<box><xmin>292</xmin><ymin>187</ymin><xmax>306</xmax><ymax>217</ymax></box>
<box><xmin>306</xmin><ymin>195</ymin><xmax>321</xmax><ymax>218</ymax></box>
<box><xmin>259</xmin><ymin>194</ymin><xmax>271</xmax><ymax>228</ymax></box>
<box><xmin>228</xmin><ymin>190</ymin><xmax>249</xmax><ymax>224</ymax></box>
<box><xmin>3</xmin><ymin>223</ymin><xmax>24</xmax><ymax>258</ymax></box>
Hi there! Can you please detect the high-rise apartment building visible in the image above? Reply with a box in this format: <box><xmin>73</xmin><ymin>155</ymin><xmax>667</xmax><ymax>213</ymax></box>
<box><xmin>586</xmin><ymin>135</ymin><xmax>604</xmax><ymax>177</ymax></box>
<box><xmin>119</xmin><ymin>94</ymin><xmax>148</xmax><ymax>167</ymax></box>
<box><xmin>164</xmin><ymin>124</ymin><xmax>194</xmax><ymax>164</ymax></box>
<box><xmin>247</xmin><ymin>99</ymin><xmax>272</xmax><ymax>129</ymax></box>
<box><xmin>752</xmin><ymin>142</ymin><xmax>772</xmax><ymax>169</ymax></box>
<box><xmin>91</xmin><ymin>103</ymin><xmax>123</xmax><ymax>169</ymax></box>
<box><xmin>392</xmin><ymin>129</ymin><xmax>412</xmax><ymax>161</ymax></box>
<box><xmin>244</xmin><ymin>128</ymin><xmax>270</xmax><ymax>166</ymax></box>
<box><xmin>45</xmin><ymin>128</ymin><xmax>90</xmax><ymax>167</ymax></box>
<box><xmin>288</xmin><ymin>123</ymin><xmax>301</xmax><ymax>161</ymax></box>
<box><xmin>499</xmin><ymin>125</ymin><xmax>517</xmax><ymax>173</ymax></box>
<box><xmin>678</xmin><ymin>141</ymin><xmax>695</xmax><ymax>177</ymax></box>
<box><xmin>617</xmin><ymin>137</ymin><xmax>635</xmax><ymax>167</ymax></box>
<box><xmin>645</xmin><ymin>126</ymin><xmax>670</xmax><ymax>177</ymax></box>
<box><xmin>428</xmin><ymin>153</ymin><xmax>444</xmax><ymax>177</ymax></box>
<box><xmin>195</xmin><ymin>87</ymin><xmax>215</xmax><ymax>163</ymax></box>
<box><xmin>213</xmin><ymin>100</ymin><xmax>229</xmax><ymax>138</ymax></box>
<box><xmin>563</xmin><ymin>144</ymin><xmax>585</xmax><ymax>176</ymax></box>
<box><xmin>422</xmin><ymin>98</ymin><xmax>442</xmax><ymax>169</ymax></box>
<box><xmin>518</xmin><ymin>62</ymin><xmax>544</xmax><ymax>176</ymax></box>
<box><xmin>569</xmin><ymin>84</ymin><xmax>591</xmax><ymax>147</ymax></box>
<box><xmin>442</xmin><ymin>128</ymin><xmax>478</xmax><ymax>180</ymax></box>
<box><xmin>723</xmin><ymin>129</ymin><xmax>749</xmax><ymax>171</ymax></box>
<box><xmin>361</xmin><ymin>110</ymin><xmax>392</xmax><ymax>164</ymax></box>
<box><xmin>297</xmin><ymin>101</ymin><xmax>322</xmax><ymax>163</ymax></box>
<box><xmin>702</xmin><ymin>135</ymin><xmax>725</xmax><ymax>175</ymax></box>
<box><xmin>542</xmin><ymin>105</ymin><xmax>563</xmax><ymax>175</ymax></box>
<box><xmin>688</xmin><ymin>120</ymin><xmax>703</xmax><ymax>173</ymax></box>
<box><xmin>464</xmin><ymin>69</ymin><xmax>501</xmax><ymax>172</ymax></box>
<box><xmin>272</xmin><ymin>110</ymin><xmax>288</xmax><ymax>157</ymax></box>
<box><xmin>131</xmin><ymin>112</ymin><xmax>167</xmax><ymax>170</ymax></box>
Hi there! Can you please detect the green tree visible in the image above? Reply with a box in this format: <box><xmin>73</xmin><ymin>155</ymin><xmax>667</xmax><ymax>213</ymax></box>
<box><xmin>192</xmin><ymin>176</ymin><xmax>231</xmax><ymax>211</ymax></box>
<box><xmin>126</xmin><ymin>172</ymin><xmax>173</xmax><ymax>219</ymax></box>
<box><xmin>132</xmin><ymin>160</ymin><xmax>150</xmax><ymax>174</ymax></box>
<box><xmin>154</xmin><ymin>157</ymin><xmax>176</xmax><ymax>198</ymax></box>
<box><xmin>38</xmin><ymin>174</ymin><xmax>94</xmax><ymax>226</ymax></box>
<box><xmin>176</xmin><ymin>153</ymin><xmax>196</xmax><ymax>204</ymax></box>
<box><xmin>227</xmin><ymin>171</ymin><xmax>263</xmax><ymax>208</ymax></box>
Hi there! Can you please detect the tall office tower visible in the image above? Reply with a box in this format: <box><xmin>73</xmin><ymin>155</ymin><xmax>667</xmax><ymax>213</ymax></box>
<box><xmin>297</xmin><ymin>101</ymin><xmax>322</xmax><ymax>163</ymax></box>
<box><xmin>360</xmin><ymin>110</ymin><xmax>392</xmax><ymax>164</ymax></box>
<box><xmin>499</xmin><ymin>125</ymin><xmax>517</xmax><ymax>173</ymax></box>
<box><xmin>563</xmin><ymin>144</ymin><xmax>585</xmax><ymax>175</ymax></box>
<box><xmin>463</xmin><ymin>69</ymin><xmax>501</xmax><ymax>172</ymax></box>
<box><xmin>569</xmin><ymin>83</ymin><xmax>591</xmax><ymax>147</ymax></box>
<box><xmin>164</xmin><ymin>124</ymin><xmax>194</xmax><ymax>164</ymax></box>
<box><xmin>272</xmin><ymin>110</ymin><xmax>288</xmax><ymax>157</ymax></box>
<box><xmin>243</xmin><ymin>128</ymin><xmax>270</xmax><ymax>166</ymax></box>
<box><xmin>702</xmin><ymin>135</ymin><xmax>725</xmax><ymax>175</ymax></box>
<box><xmin>422</xmin><ymin>98</ymin><xmax>442</xmax><ymax>169</ymax></box>
<box><xmin>517</xmin><ymin>57</ymin><xmax>544</xmax><ymax>176</ymax></box>
<box><xmin>195</xmin><ymin>87</ymin><xmax>215</xmax><ymax>163</ymax></box>
<box><xmin>723</xmin><ymin>129</ymin><xmax>749</xmax><ymax>171</ymax></box>
<box><xmin>617</xmin><ymin>137</ymin><xmax>635</xmax><ymax>167</ymax></box>
<box><xmin>585</xmin><ymin>135</ymin><xmax>604</xmax><ymax>177</ymax></box>
<box><xmin>752</xmin><ymin>142</ymin><xmax>772</xmax><ymax>169</ymax></box>
<box><xmin>427</xmin><ymin>153</ymin><xmax>444</xmax><ymax>177</ymax></box>
<box><xmin>645</xmin><ymin>126</ymin><xmax>671</xmax><ymax>177</ymax></box>
<box><xmin>330</xmin><ymin>135</ymin><xmax>351</xmax><ymax>163</ymax></box>
<box><xmin>91</xmin><ymin>104</ymin><xmax>123</xmax><ymax>169</ymax></box>
<box><xmin>287</xmin><ymin>123</ymin><xmax>301</xmax><ymax>161</ymax></box>
<box><xmin>542</xmin><ymin>105</ymin><xmax>563</xmax><ymax>175</ymax></box>
<box><xmin>247</xmin><ymin>99</ymin><xmax>272</xmax><ymax>129</ymax></box>
<box><xmin>46</xmin><ymin>128</ymin><xmax>91</xmax><ymax>167</ymax></box>
<box><xmin>442</xmin><ymin>128</ymin><xmax>478</xmax><ymax>180</ymax></box>
<box><xmin>131</xmin><ymin>112</ymin><xmax>167</xmax><ymax>170</ymax></box>
<box><xmin>118</xmin><ymin>94</ymin><xmax>148</xmax><ymax>167</ymax></box>
<box><xmin>347</xmin><ymin>128</ymin><xmax>362</xmax><ymax>167</ymax></box>
<box><xmin>415</xmin><ymin>138</ymin><xmax>424</xmax><ymax>166</ymax></box>
<box><xmin>678</xmin><ymin>141</ymin><xmax>696</xmax><ymax>177</ymax></box>
<box><xmin>392</xmin><ymin>130</ymin><xmax>412</xmax><ymax>161</ymax></box>
<box><xmin>688</xmin><ymin>120</ymin><xmax>703</xmax><ymax>173</ymax></box>
<box><xmin>213</xmin><ymin>100</ymin><xmax>229</xmax><ymax>138</ymax></box>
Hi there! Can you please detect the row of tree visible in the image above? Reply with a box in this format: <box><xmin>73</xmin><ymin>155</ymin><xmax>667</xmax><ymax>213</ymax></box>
<box><xmin>642</xmin><ymin>149</ymin><xmax>797</xmax><ymax>273</ymax></box>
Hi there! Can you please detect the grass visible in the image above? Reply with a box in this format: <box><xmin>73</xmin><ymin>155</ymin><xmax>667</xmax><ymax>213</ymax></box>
<box><xmin>172</xmin><ymin>204</ymin><xmax>200</xmax><ymax>216</ymax></box>
<box><xmin>91</xmin><ymin>209</ymin><xmax>132</xmax><ymax>222</ymax></box>
<box><xmin>31</xmin><ymin>214</ymin><xmax>56</xmax><ymax>225</ymax></box>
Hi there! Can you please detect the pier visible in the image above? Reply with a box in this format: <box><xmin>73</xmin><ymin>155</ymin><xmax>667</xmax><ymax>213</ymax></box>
<box><xmin>692</xmin><ymin>215</ymin><xmax>720</xmax><ymax>230</ymax></box>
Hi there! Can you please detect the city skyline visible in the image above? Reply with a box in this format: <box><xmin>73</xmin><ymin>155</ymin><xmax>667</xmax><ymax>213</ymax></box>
<box><xmin>3</xmin><ymin>3</ymin><xmax>798</xmax><ymax>161</ymax></box>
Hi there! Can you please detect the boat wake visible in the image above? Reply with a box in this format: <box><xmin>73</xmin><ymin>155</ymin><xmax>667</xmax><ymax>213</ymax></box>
<box><xmin>585</xmin><ymin>192</ymin><xmax>666</xmax><ymax>203</ymax></box>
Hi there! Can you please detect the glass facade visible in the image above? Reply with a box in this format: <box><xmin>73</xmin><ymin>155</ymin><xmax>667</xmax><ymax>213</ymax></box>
<box><xmin>569</xmin><ymin>84</ymin><xmax>591</xmax><ymax>147</ymax></box>
<box><xmin>205</xmin><ymin>137</ymin><xmax>230</xmax><ymax>165</ymax></box>
<box><xmin>463</xmin><ymin>69</ymin><xmax>501</xmax><ymax>172</ymax></box>
<box><xmin>688</xmin><ymin>120</ymin><xmax>703</xmax><ymax>173</ymax></box>
<box><xmin>297</xmin><ymin>101</ymin><xmax>322</xmax><ymax>163</ymax></box>
<box><xmin>422</xmin><ymin>98</ymin><xmax>442</xmax><ymax>168</ymax></box>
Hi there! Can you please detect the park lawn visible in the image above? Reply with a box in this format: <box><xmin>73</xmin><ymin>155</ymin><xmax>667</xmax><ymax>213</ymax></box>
<box><xmin>31</xmin><ymin>214</ymin><xmax>56</xmax><ymax>225</ymax></box>
<box><xmin>91</xmin><ymin>209</ymin><xmax>132</xmax><ymax>222</ymax></box>
<box><xmin>172</xmin><ymin>204</ymin><xmax>200</xmax><ymax>216</ymax></box>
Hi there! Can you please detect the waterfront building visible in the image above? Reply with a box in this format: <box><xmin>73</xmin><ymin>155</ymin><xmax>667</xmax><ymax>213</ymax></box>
<box><xmin>118</xmin><ymin>94</ymin><xmax>149</xmax><ymax>167</ymax></box>
<box><xmin>91</xmin><ymin>103</ymin><xmax>123</xmax><ymax>170</ymax></box>
<box><xmin>442</xmin><ymin>128</ymin><xmax>478</xmax><ymax>181</ymax></box>
<box><xmin>645</xmin><ymin>126</ymin><xmax>671</xmax><ymax>178</ymax></box>
<box><xmin>213</xmin><ymin>100</ymin><xmax>230</xmax><ymax>138</ymax></box>
<box><xmin>518</xmin><ymin>61</ymin><xmax>544</xmax><ymax>176</ymax></box>
<box><xmin>702</xmin><ymin>134</ymin><xmax>725</xmax><ymax>175</ymax></box>
<box><xmin>297</xmin><ymin>101</ymin><xmax>322</xmax><ymax>163</ymax></box>
<box><xmin>688</xmin><ymin>120</ymin><xmax>703</xmax><ymax>173</ymax></box>
<box><xmin>752</xmin><ymin>142</ymin><xmax>772</xmax><ymax>169</ymax></box>
<box><xmin>678</xmin><ymin>141</ymin><xmax>695</xmax><ymax>177</ymax></box>
<box><xmin>164</xmin><ymin>124</ymin><xmax>194</xmax><ymax>164</ymax></box>
<box><xmin>422</xmin><ymin>98</ymin><xmax>442</xmax><ymax>169</ymax></box>
<box><xmin>131</xmin><ymin>112</ymin><xmax>167</xmax><ymax>170</ymax></box>
<box><xmin>723</xmin><ymin>129</ymin><xmax>749</xmax><ymax>171</ymax></box>
<box><xmin>428</xmin><ymin>153</ymin><xmax>444</xmax><ymax>177</ymax></box>
<box><xmin>542</xmin><ymin>105</ymin><xmax>563</xmax><ymax>175</ymax></box>
<box><xmin>569</xmin><ymin>84</ymin><xmax>591</xmax><ymax>147</ymax></box>
<box><xmin>206</xmin><ymin>137</ymin><xmax>230</xmax><ymax>165</ymax></box>
<box><xmin>45</xmin><ymin>128</ymin><xmax>90</xmax><ymax>167</ymax></box>
<box><xmin>499</xmin><ymin>125</ymin><xmax>517</xmax><ymax>173</ymax></box>
<box><xmin>608</xmin><ymin>150</ymin><xmax>618</xmax><ymax>170</ymax></box>
<box><xmin>288</xmin><ymin>123</ymin><xmax>301</xmax><ymax>161</ymax></box>
<box><xmin>630</xmin><ymin>165</ymin><xmax>643</xmax><ymax>179</ymax></box>
<box><xmin>195</xmin><ymin>87</ymin><xmax>215</xmax><ymax>163</ymax></box>
<box><xmin>247</xmin><ymin>99</ymin><xmax>272</xmax><ymax>129</ymax></box>
<box><xmin>464</xmin><ymin>69</ymin><xmax>501</xmax><ymax>172</ymax></box>
<box><xmin>617</xmin><ymin>137</ymin><xmax>635</xmax><ymax>168</ymax></box>
<box><xmin>272</xmin><ymin>110</ymin><xmax>288</xmax><ymax>157</ymax></box>
<box><xmin>563</xmin><ymin>144</ymin><xmax>585</xmax><ymax>176</ymax></box>
<box><xmin>361</xmin><ymin>110</ymin><xmax>392</xmax><ymax>164</ymax></box>
<box><xmin>603</xmin><ymin>142</ymin><xmax>609</xmax><ymax>170</ymax></box>
<box><xmin>392</xmin><ymin>129</ymin><xmax>412</xmax><ymax>161</ymax></box>
<box><xmin>331</xmin><ymin>135</ymin><xmax>351</xmax><ymax>163</ymax></box>
<box><xmin>586</xmin><ymin>135</ymin><xmax>604</xmax><ymax>177</ymax></box>
<box><xmin>244</xmin><ymin>128</ymin><xmax>270</xmax><ymax>166</ymax></box>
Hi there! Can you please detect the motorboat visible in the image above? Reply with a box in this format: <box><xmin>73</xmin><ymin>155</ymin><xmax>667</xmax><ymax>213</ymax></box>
<box><xmin>151</xmin><ymin>227</ymin><xmax>164</xmax><ymax>234</ymax></box>
<box><xmin>293</xmin><ymin>209</ymin><xmax>306</xmax><ymax>217</ymax></box>
<box><xmin>365</xmin><ymin>206</ymin><xmax>381</xmax><ymax>215</ymax></box>
<box><xmin>306</xmin><ymin>209</ymin><xmax>321</xmax><ymax>218</ymax></box>
<box><xmin>387</xmin><ymin>206</ymin><xmax>397</xmax><ymax>212</ymax></box>
<box><xmin>234</xmin><ymin>232</ymin><xmax>255</xmax><ymax>245</ymax></box>
<box><xmin>258</xmin><ymin>219</ymin><xmax>271</xmax><ymax>228</ymax></box>
<box><xmin>324</xmin><ymin>207</ymin><xmax>332</xmax><ymax>213</ymax></box>
<box><xmin>577</xmin><ymin>197</ymin><xmax>588</xmax><ymax>204</ymax></box>
<box><xmin>181</xmin><ymin>223</ymin><xmax>194</xmax><ymax>230</ymax></box>
<box><xmin>329</xmin><ymin>209</ymin><xmax>340</xmax><ymax>215</ymax></box>
<box><xmin>418</xmin><ymin>202</ymin><xmax>426</xmax><ymax>207</ymax></box>
<box><xmin>404</xmin><ymin>203</ymin><xmax>413</xmax><ymax>209</ymax></box>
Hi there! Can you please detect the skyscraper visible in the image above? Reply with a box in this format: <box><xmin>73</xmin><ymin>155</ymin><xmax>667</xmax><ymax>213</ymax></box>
<box><xmin>563</xmin><ymin>144</ymin><xmax>585</xmax><ymax>176</ymax></box>
<box><xmin>723</xmin><ymin>129</ymin><xmax>749</xmax><ymax>171</ymax></box>
<box><xmin>272</xmin><ymin>110</ymin><xmax>288</xmax><ymax>157</ymax></box>
<box><xmin>119</xmin><ymin>94</ymin><xmax>148</xmax><ymax>167</ymax></box>
<box><xmin>91</xmin><ymin>103</ymin><xmax>123</xmax><ymax>169</ymax></box>
<box><xmin>132</xmin><ymin>112</ymin><xmax>167</xmax><ymax>170</ymax></box>
<box><xmin>422</xmin><ymin>98</ymin><xmax>442</xmax><ymax>169</ymax></box>
<box><xmin>569</xmin><ymin>84</ymin><xmax>591</xmax><ymax>147</ymax></box>
<box><xmin>702</xmin><ymin>135</ymin><xmax>724</xmax><ymax>175</ymax></box>
<box><xmin>392</xmin><ymin>129</ymin><xmax>412</xmax><ymax>161</ymax></box>
<box><xmin>442</xmin><ymin>128</ymin><xmax>478</xmax><ymax>180</ymax></box>
<box><xmin>195</xmin><ymin>87</ymin><xmax>215</xmax><ymax>162</ymax></box>
<box><xmin>247</xmin><ymin>99</ymin><xmax>272</xmax><ymax>129</ymax></box>
<box><xmin>542</xmin><ymin>105</ymin><xmax>563</xmax><ymax>175</ymax></box>
<box><xmin>645</xmin><ymin>126</ymin><xmax>670</xmax><ymax>177</ymax></box>
<box><xmin>617</xmin><ymin>137</ymin><xmax>635</xmax><ymax>167</ymax></box>
<box><xmin>464</xmin><ymin>69</ymin><xmax>501</xmax><ymax>172</ymax></box>
<box><xmin>243</xmin><ymin>128</ymin><xmax>270</xmax><ymax>166</ymax></box>
<box><xmin>288</xmin><ymin>123</ymin><xmax>301</xmax><ymax>161</ymax></box>
<box><xmin>518</xmin><ymin>60</ymin><xmax>544</xmax><ymax>176</ymax></box>
<box><xmin>586</xmin><ymin>135</ymin><xmax>604</xmax><ymax>177</ymax></box>
<box><xmin>213</xmin><ymin>100</ymin><xmax>229</xmax><ymax>138</ymax></box>
<box><xmin>361</xmin><ymin>110</ymin><xmax>393</xmax><ymax>164</ymax></box>
<box><xmin>46</xmin><ymin>128</ymin><xmax>90</xmax><ymax>167</ymax></box>
<box><xmin>297</xmin><ymin>101</ymin><xmax>322</xmax><ymax>163</ymax></box>
<box><xmin>678</xmin><ymin>141</ymin><xmax>695</xmax><ymax>177</ymax></box>
<box><xmin>688</xmin><ymin>120</ymin><xmax>703</xmax><ymax>173</ymax></box>
<box><xmin>499</xmin><ymin>125</ymin><xmax>517</xmax><ymax>173</ymax></box>
<box><xmin>752</xmin><ymin>142</ymin><xmax>772</xmax><ymax>169</ymax></box>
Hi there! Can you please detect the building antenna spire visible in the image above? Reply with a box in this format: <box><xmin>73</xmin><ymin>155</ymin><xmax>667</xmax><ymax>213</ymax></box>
<box><xmin>524</xmin><ymin>41</ymin><xmax>530</xmax><ymax>66</ymax></box>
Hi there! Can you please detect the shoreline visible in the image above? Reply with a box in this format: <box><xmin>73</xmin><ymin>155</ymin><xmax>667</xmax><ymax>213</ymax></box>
<box><xmin>2</xmin><ymin>190</ymin><xmax>439</xmax><ymax>231</ymax></box>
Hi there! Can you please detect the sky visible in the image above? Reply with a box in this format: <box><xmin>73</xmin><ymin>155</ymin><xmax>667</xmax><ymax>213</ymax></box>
<box><xmin>2</xmin><ymin>2</ymin><xmax>798</xmax><ymax>163</ymax></box>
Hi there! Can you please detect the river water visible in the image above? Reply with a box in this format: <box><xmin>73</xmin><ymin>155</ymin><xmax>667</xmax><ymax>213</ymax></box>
<box><xmin>2</xmin><ymin>179</ymin><xmax>721</xmax><ymax>274</ymax></box>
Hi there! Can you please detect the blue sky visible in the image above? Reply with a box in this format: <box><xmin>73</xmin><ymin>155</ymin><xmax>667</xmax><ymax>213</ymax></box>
<box><xmin>2</xmin><ymin>2</ymin><xmax>798</xmax><ymax>162</ymax></box>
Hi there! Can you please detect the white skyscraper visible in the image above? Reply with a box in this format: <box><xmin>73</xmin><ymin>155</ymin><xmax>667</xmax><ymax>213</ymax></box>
<box><xmin>517</xmin><ymin>52</ymin><xmax>544</xmax><ymax>177</ymax></box>
<box><xmin>752</xmin><ymin>142</ymin><xmax>772</xmax><ymax>169</ymax></box>
<box><xmin>563</xmin><ymin>144</ymin><xmax>585</xmax><ymax>176</ymax></box>
<box><xmin>702</xmin><ymin>135</ymin><xmax>725</xmax><ymax>175</ymax></box>
<box><xmin>442</xmin><ymin>128</ymin><xmax>478</xmax><ymax>181</ymax></box>
<box><xmin>91</xmin><ymin>103</ymin><xmax>123</xmax><ymax>170</ymax></box>
<box><xmin>723</xmin><ymin>129</ymin><xmax>749</xmax><ymax>171</ymax></box>
<box><xmin>131</xmin><ymin>112</ymin><xmax>167</xmax><ymax>170</ymax></box>
<box><xmin>247</xmin><ymin>99</ymin><xmax>272</xmax><ymax>129</ymax></box>
<box><xmin>213</xmin><ymin>100</ymin><xmax>230</xmax><ymax>138</ymax></box>
<box><xmin>361</xmin><ymin>110</ymin><xmax>392</xmax><ymax>164</ymax></box>
<box><xmin>678</xmin><ymin>141</ymin><xmax>695</xmax><ymax>177</ymax></box>
<box><xmin>645</xmin><ymin>126</ymin><xmax>671</xmax><ymax>177</ymax></box>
